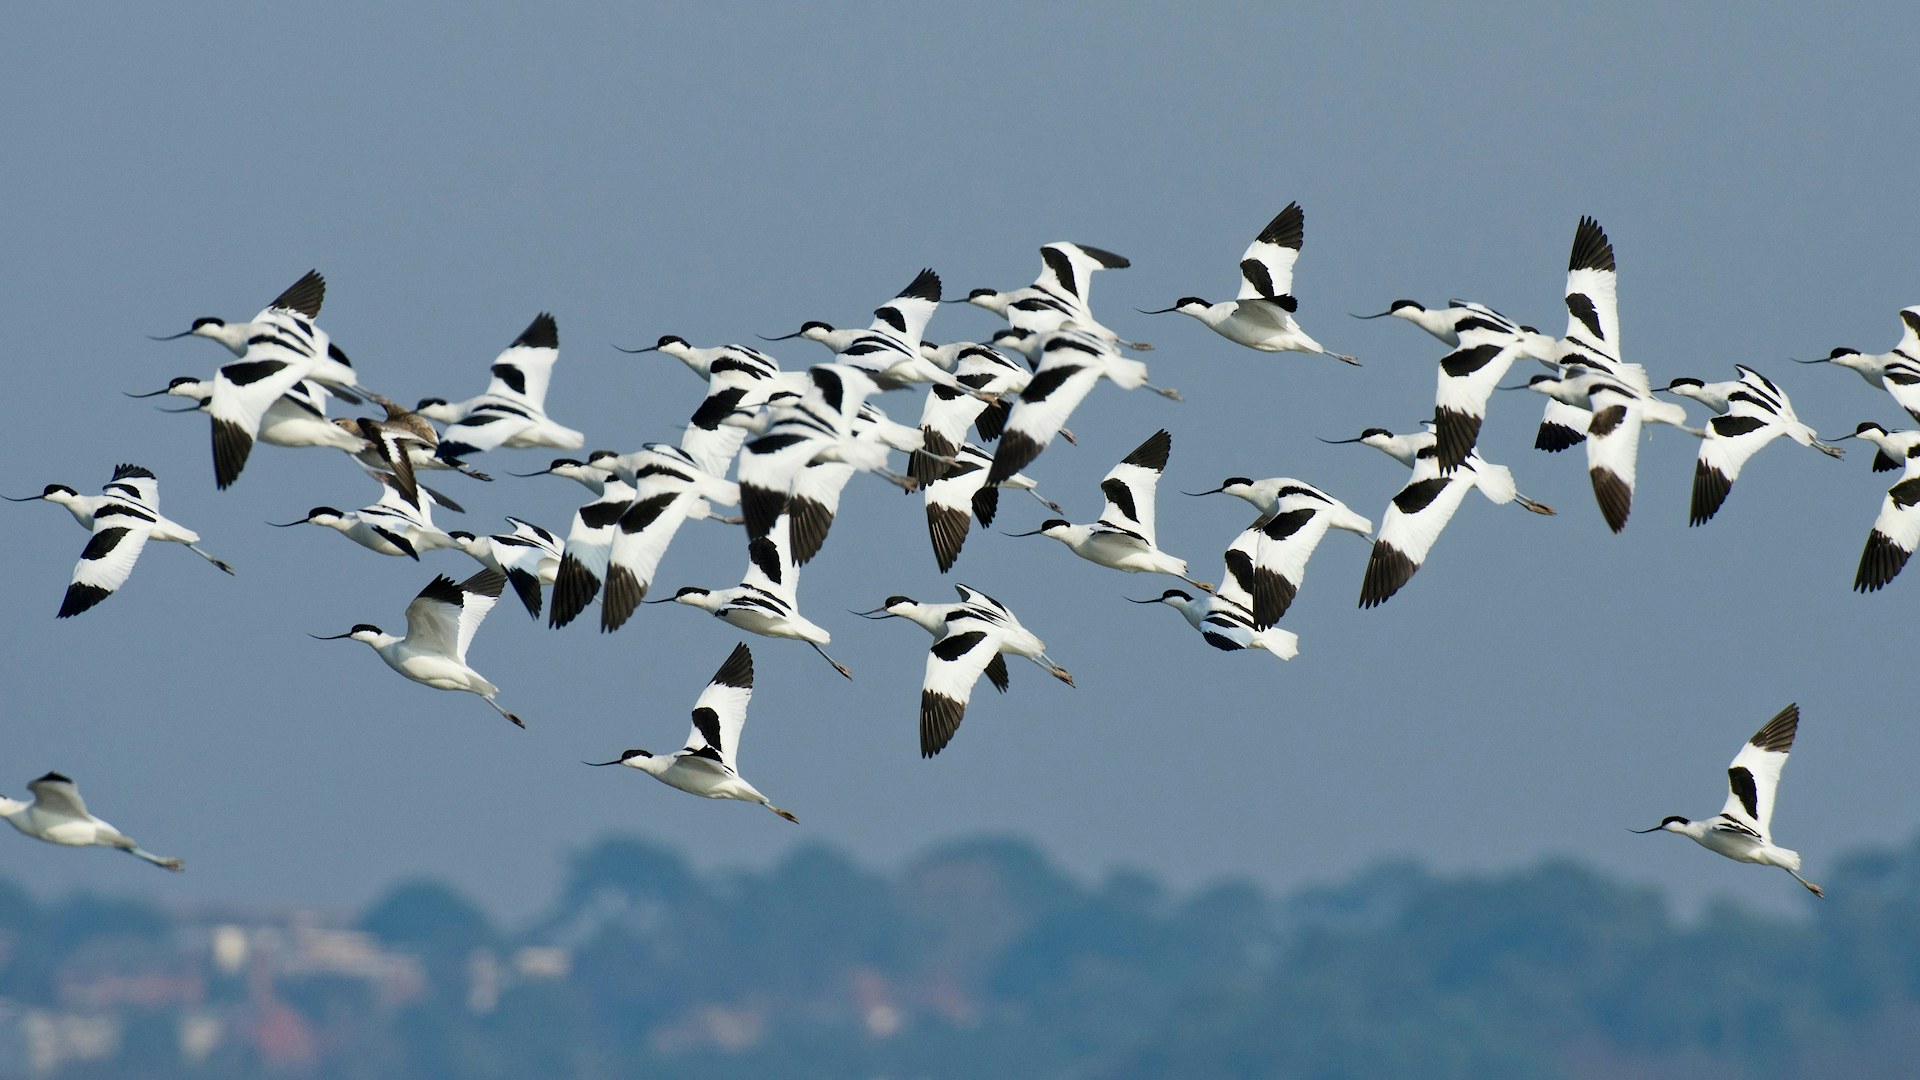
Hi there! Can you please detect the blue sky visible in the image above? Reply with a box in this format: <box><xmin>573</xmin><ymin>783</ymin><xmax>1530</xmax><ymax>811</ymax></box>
<box><xmin>3</xmin><ymin>4</ymin><xmax>1916</xmax><ymax>919</ymax></box>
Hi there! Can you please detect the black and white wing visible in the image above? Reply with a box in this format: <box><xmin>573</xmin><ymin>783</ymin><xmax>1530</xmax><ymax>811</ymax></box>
<box><xmin>919</xmin><ymin>614</ymin><xmax>1006</xmax><ymax>758</ymax></box>
<box><xmin>352</xmin><ymin>417</ymin><xmax>424</xmax><ymax>509</ymax></box>
<box><xmin>602</xmin><ymin>489</ymin><xmax>698</xmax><ymax>632</ymax></box>
<box><xmin>1719</xmin><ymin>704</ymin><xmax>1799</xmax><ymax>842</ymax></box>
<box><xmin>1536</xmin><ymin>218</ymin><xmax>1620</xmax><ymax>453</ymax></box>
<box><xmin>868</xmin><ymin>269</ymin><xmax>941</xmax><ymax>351</ymax></box>
<box><xmin>58</xmin><ymin>500</ymin><xmax>156</xmax><ymax>618</ymax></box>
<box><xmin>1879</xmin><ymin>358</ymin><xmax>1920</xmax><ymax>424</ymax></box>
<box><xmin>101</xmin><ymin>463</ymin><xmax>160</xmax><ymax>512</ymax></box>
<box><xmin>1251</xmin><ymin>487</ymin><xmax>1370</xmax><ymax>627</ymax></box>
<box><xmin>1234</xmin><ymin>202</ymin><xmax>1303</xmax><ymax>306</ymax></box>
<box><xmin>207</xmin><ymin>318</ymin><xmax>324</xmax><ymax>488</ymax></box>
<box><xmin>404</xmin><ymin>567</ymin><xmax>503</xmax><ymax>663</ymax></box>
<box><xmin>1854</xmin><ymin>457</ymin><xmax>1920</xmax><ymax>592</ymax></box>
<box><xmin>789</xmin><ymin>461</ymin><xmax>857</xmax><ymax>566</ymax></box>
<box><xmin>1690</xmin><ymin>406</ymin><xmax>1788</xmax><ymax>526</ymax></box>
<box><xmin>1212</xmin><ymin>523</ymin><xmax>1265</xmax><ymax>624</ymax></box>
<box><xmin>1095</xmin><ymin>429</ymin><xmax>1171</xmax><ymax>549</ymax></box>
<box><xmin>484</xmin><ymin>313</ymin><xmax>559</xmax><ymax>410</ymax></box>
<box><xmin>1359</xmin><ymin>449</ymin><xmax>1472</xmax><ymax>608</ymax></box>
<box><xmin>741</xmin><ymin>511</ymin><xmax>801</xmax><ymax>607</ymax></box>
<box><xmin>1583</xmin><ymin>379</ymin><xmax>1647</xmax><ymax>534</ymax></box>
<box><xmin>923</xmin><ymin>437</ymin><xmax>991</xmax><ymax>572</ymax></box>
<box><xmin>1556</xmin><ymin>216</ymin><xmax>1621</xmax><ymax>370</ymax></box>
<box><xmin>435</xmin><ymin>401</ymin><xmax>539</xmax><ymax>462</ymax></box>
<box><xmin>494</xmin><ymin>517</ymin><xmax>562</xmax><ymax>617</ymax></box>
<box><xmin>549</xmin><ymin>479</ymin><xmax>634</xmax><ymax>629</ymax></box>
<box><xmin>1433</xmin><ymin>328</ymin><xmax>1532</xmax><ymax>472</ymax></box>
<box><xmin>682</xmin><ymin>642</ymin><xmax>754</xmax><ymax>770</ymax></box>
<box><xmin>986</xmin><ymin>335</ymin><xmax>1107</xmax><ymax>484</ymax></box>
<box><xmin>26</xmin><ymin>772</ymin><xmax>89</xmax><ymax>818</ymax></box>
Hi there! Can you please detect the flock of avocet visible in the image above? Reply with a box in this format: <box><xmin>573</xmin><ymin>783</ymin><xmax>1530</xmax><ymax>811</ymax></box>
<box><xmin>12</xmin><ymin>205</ymin><xmax>1914</xmax><ymax>898</ymax></box>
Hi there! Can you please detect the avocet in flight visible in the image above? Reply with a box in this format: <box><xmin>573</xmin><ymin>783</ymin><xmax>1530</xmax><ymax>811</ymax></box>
<box><xmin>1801</xmin><ymin>306</ymin><xmax>1920</xmax><ymax>421</ymax></box>
<box><xmin>1</xmin><ymin>772</ymin><xmax>182</xmax><ymax>871</ymax></box>
<box><xmin>270</xmin><ymin>471</ymin><xmax>456</xmax><ymax>560</ymax></box>
<box><xmin>1633</xmin><ymin>703</ymin><xmax>1823</xmax><ymax>898</ymax></box>
<box><xmin>659</xmin><ymin>511</ymin><xmax>851</xmax><ymax>679</ymax></box>
<box><xmin>585</xmin><ymin>643</ymin><xmax>797</xmax><ymax>822</ymax></box>
<box><xmin>857</xmin><ymin>585</ymin><xmax>1073</xmax><ymax>757</ymax></box>
<box><xmin>151</xmin><ymin>269</ymin><xmax>365</xmax><ymax>402</ymax></box>
<box><xmin>1671</xmin><ymin>365</ymin><xmax>1842</xmax><ymax>526</ymax></box>
<box><xmin>1010</xmin><ymin>429</ymin><xmax>1209</xmax><ymax>591</ymax></box>
<box><xmin>1141</xmin><ymin>202</ymin><xmax>1358</xmax><ymax>365</ymax></box>
<box><xmin>8</xmin><ymin>464</ymin><xmax>233</xmax><ymax>618</ymax></box>
<box><xmin>418</xmin><ymin>313</ymin><xmax>586</xmax><ymax>463</ymax></box>
<box><xmin>450</xmin><ymin>517</ymin><xmax>562</xmax><ymax>618</ymax></box>
<box><xmin>314</xmin><ymin>567</ymin><xmax>525</xmax><ymax>728</ymax></box>
<box><xmin>169</xmin><ymin>271</ymin><xmax>344</xmax><ymax>488</ymax></box>
<box><xmin>1184</xmin><ymin>476</ymin><xmax>1372</xmax><ymax>626</ymax></box>
<box><xmin>1850</xmin><ymin>438</ymin><xmax>1920</xmax><ymax>593</ymax></box>
<box><xmin>1323</xmin><ymin>427</ymin><xmax>1552</xmax><ymax>608</ymax></box>
<box><xmin>1130</xmin><ymin>520</ymin><xmax>1301</xmax><ymax>661</ymax></box>
<box><xmin>135</xmin><ymin>376</ymin><xmax>371</xmax><ymax>456</ymax></box>
<box><xmin>961</xmin><ymin>241</ymin><xmax>1148</xmax><ymax>351</ymax></box>
<box><xmin>985</xmin><ymin>330</ymin><xmax>1179</xmax><ymax>487</ymax></box>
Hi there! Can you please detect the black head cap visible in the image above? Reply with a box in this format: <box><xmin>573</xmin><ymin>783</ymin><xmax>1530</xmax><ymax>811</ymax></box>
<box><xmin>657</xmin><ymin>334</ymin><xmax>687</xmax><ymax>349</ymax></box>
<box><xmin>1222</xmin><ymin>476</ymin><xmax>1253</xmax><ymax>488</ymax></box>
<box><xmin>1388</xmin><ymin>299</ymin><xmax>1423</xmax><ymax>313</ymax></box>
<box><xmin>883</xmin><ymin>595</ymin><xmax>913</xmax><ymax>608</ymax></box>
<box><xmin>350</xmin><ymin>623</ymin><xmax>382</xmax><ymax>635</ymax></box>
<box><xmin>967</xmin><ymin>287</ymin><xmax>998</xmax><ymax>300</ymax></box>
<box><xmin>190</xmin><ymin>316</ymin><xmax>225</xmax><ymax>330</ymax></box>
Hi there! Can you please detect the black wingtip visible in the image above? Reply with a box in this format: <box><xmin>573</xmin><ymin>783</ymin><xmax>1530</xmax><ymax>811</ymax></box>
<box><xmin>920</xmin><ymin>691</ymin><xmax>965</xmax><ymax>758</ymax></box>
<box><xmin>1569</xmin><ymin>217</ymin><xmax>1615</xmax><ymax>274</ymax></box>
<box><xmin>1255</xmin><ymin>202</ymin><xmax>1305</xmax><ymax>250</ymax></box>
<box><xmin>1535</xmin><ymin>421</ymin><xmax>1586</xmax><ymax>453</ymax></box>
<box><xmin>269</xmin><ymin>270</ymin><xmax>326</xmax><ymax>318</ymax></box>
<box><xmin>1688</xmin><ymin>462</ymin><xmax>1732</xmax><ymax>527</ymax></box>
<box><xmin>987</xmin><ymin>431</ymin><xmax>1043</xmax><ymax>487</ymax></box>
<box><xmin>1357</xmin><ymin>541</ymin><xmax>1415</xmax><ymax>609</ymax></box>
<box><xmin>1072</xmin><ymin>243</ymin><xmax>1131</xmax><ymax>270</ymax></box>
<box><xmin>1120</xmin><ymin>428</ymin><xmax>1172</xmax><ymax>472</ymax></box>
<box><xmin>1749</xmin><ymin>704</ymin><xmax>1799</xmax><ymax>753</ymax></box>
<box><xmin>57</xmin><ymin>583</ymin><xmax>113</xmax><ymax>619</ymax></box>
<box><xmin>1854</xmin><ymin>530</ymin><xmax>1910</xmax><ymax>593</ymax></box>
<box><xmin>899</xmin><ymin>268</ymin><xmax>942</xmax><ymax>303</ymax></box>
<box><xmin>211</xmin><ymin>418</ymin><xmax>252</xmax><ymax>489</ymax></box>
<box><xmin>512</xmin><ymin>312</ymin><xmax>559</xmax><ymax>350</ymax></box>
<box><xmin>1590</xmin><ymin>467</ymin><xmax>1633</xmax><ymax>533</ymax></box>
<box><xmin>711</xmin><ymin>641</ymin><xmax>754</xmax><ymax>689</ymax></box>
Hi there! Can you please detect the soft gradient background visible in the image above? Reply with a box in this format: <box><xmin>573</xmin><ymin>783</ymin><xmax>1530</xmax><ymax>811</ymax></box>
<box><xmin>3</xmin><ymin>4</ymin><xmax>1914</xmax><ymax>920</ymax></box>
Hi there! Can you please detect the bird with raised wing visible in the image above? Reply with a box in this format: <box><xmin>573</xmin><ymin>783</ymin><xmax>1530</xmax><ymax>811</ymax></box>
<box><xmin>585</xmin><ymin>643</ymin><xmax>797</xmax><ymax>822</ymax></box>
<box><xmin>314</xmin><ymin>567</ymin><xmax>525</xmax><ymax>727</ymax></box>
<box><xmin>1141</xmin><ymin>202</ymin><xmax>1357</xmax><ymax>364</ymax></box>
<box><xmin>1633</xmin><ymin>704</ymin><xmax>1823</xmax><ymax>898</ymax></box>
<box><xmin>9</xmin><ymin>464</ymin><xmax>233</xmax><ymax>618</ymax></box>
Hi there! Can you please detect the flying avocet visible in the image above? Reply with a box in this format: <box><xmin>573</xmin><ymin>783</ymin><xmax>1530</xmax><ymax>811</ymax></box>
<box><xmin>1323</xmin><ymin>427</ymin><xmax>1552</xmax><ymax>607</ymax></box>
<box><xmin>961</xmin><ymin>241</ymin><xmax>1148</xmax><ymax>350</ymax></box>
<box><xmin>1633</xmin><ymin>703</ymin><xmax>1823</xmax><ymax>898</ymax></box>
<box><xmin>314</xmin><ymin>567</ymin><xmax>525</xmax><ymax>728</ymax></box>
<box><xmin>1009</xmin><ymin>429</ymin><xmax>1209</xmax><ymax>590</ymax></box>
<box><xmin>418</xmin><ymin>313</ymin><xmax>586</xmax><ymax>464</ymax></box>
<box><xmin>1140</xmin><ymin>202</ymin><xmax>1357</xmax><ymax>365</ymax></box>
<box><xmin>585</xmin><ymin>643</ymin><xmax>797</xmax><ymax>822</ymax></box>
<box><xmin>1</xmin><ymin>772</ymin><xmax>182</xmax><ymax>871</ymax></box>
<box><xmin>8</xmin><ymin>464</ymin><xmax>233</xmax><ymax>618</ymax></box>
